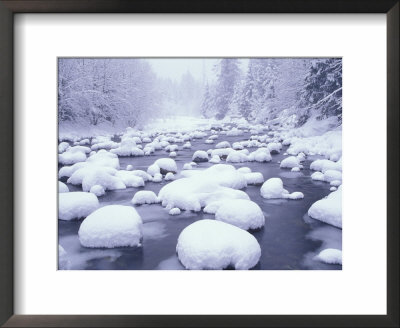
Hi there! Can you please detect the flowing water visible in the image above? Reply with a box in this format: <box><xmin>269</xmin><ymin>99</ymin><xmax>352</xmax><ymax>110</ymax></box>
<box><xmin>59</xmin><ymin>131</ymin><xmax>342</xmax><ymax>270</ymax></box>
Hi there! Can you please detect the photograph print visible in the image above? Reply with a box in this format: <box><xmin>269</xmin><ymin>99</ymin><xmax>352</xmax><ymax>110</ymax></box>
<box><xmin>58</xmin><ymin>57</ymin><xmax>342</xmax><ymax>270</ymax></box>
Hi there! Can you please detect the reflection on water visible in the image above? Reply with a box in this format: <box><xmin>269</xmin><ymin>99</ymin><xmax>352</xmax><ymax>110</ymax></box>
<box><xmin>59</xmin><ymin>132</ymin><xmax>342</xmax><ymax>270</ymax></box>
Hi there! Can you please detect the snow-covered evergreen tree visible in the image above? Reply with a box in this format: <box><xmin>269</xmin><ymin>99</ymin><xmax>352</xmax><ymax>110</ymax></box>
<box><xmin>297</xmin><ymin>58</ymin><xmax>342</xmax><ymax>125</ymax></box>
<box><xmin>214</xmin><ymin>59</ymin><xmax>241</xmax><ymax>119</ymax></box>
<box><xmin>201</xmin><ymin>83</ymin><xmax>215</xmax><ymax>118</ymax></box>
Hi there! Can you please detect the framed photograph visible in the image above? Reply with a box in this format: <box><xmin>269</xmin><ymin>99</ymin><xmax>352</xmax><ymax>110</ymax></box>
<box><xmin>1</xmin><ymin>0</ymin><xmax>398</xmax><ymax>327</ymax></box>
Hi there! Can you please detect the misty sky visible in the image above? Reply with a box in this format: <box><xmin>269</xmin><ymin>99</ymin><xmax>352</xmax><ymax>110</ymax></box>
<box><xmin>147</xmin><ymin>58</ymin><xmax>248</xmax><ymax>82</ymax></box>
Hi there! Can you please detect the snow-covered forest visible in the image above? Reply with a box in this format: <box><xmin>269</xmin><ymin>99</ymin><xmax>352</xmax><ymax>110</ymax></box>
<box><xmin>59</xmin><ymin>58</ymin><xmax>341</xmax><ymax>129</ymax></box>
<box><xmin>58</xmin><ymin>58</ymin><xmax>342</xmax><ymax>270</ymax></box>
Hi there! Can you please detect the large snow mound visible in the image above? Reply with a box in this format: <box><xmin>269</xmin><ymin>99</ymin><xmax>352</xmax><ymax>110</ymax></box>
<box><xmin>59</xmin><ymin>192</ymin><xmax>99</xmax><ymax>221</ymax></box>
<box><xmin>280</xmin><ymin>156</ymin><xmax>300</xmax><ymax>169</ymax></box>
<box><xmin>308</xmin><ymin>186</ymin><xmax>342</xmax><ymax>228</ymax></box>
<box><xmin>260</xmin><ymin>177</ymin><xmax>303</xmax><ymax>200</ymax></box>
<box><xmin>215</xmin><ymin>199</ymin><xmax>265</xmax><ymax>230</ymax></box>
<box><xmin>158</xmin><ymin>164</ymin><xmax>248</xmax><ymax>211</ymax></box>
<box><xmin>78</xmin><ymin>205</ymin><xmax>143</xmax><ymax>248</ymax></box>
<box><xmin>176</xmin><ymin>219</ymin><xmax>261</xmax><ymax>270</ymax></box>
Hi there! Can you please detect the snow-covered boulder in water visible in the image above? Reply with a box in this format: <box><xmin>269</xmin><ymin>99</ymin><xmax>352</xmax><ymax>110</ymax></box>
<box><xmin>308</xmin><ymin>186</ymin><xmax>342</xmax><ymax>228</ymax></box>
<box><xmin>280</xmin><ymin>156</ymin><xmax>300</xmax><ymax>169</ymax></box>
<box><xmin>192</xmin><ymin>150</ymin><xmax>208</xmax><ymax>163</ymax></box>
<box><xmin>244</xmin><ymin>172</ymin><xmax>264</xmax><ymax>185</ymax></box>
<box><xmin>154</xmin><ymin>158</ymin><xmax>177</xmax><ymax>174</ymax></box>
<box><xmin>260</xmin><ymin>178</ymin><xmax>303</xmax><ymax>200</ymax></box>
<box><xmin>169</xmin><ymin>208</ymin><xmax>181</xmax><ymax>215</ymax></box>
<box><xmin>215</xmin><ymin>199</ymin><xmax>265</xmax><ymax>230</ymax></box>
<box><xmin>226</xmin><ymin>151</ymin><xmax>248</xmax><ymax>163</ymax></box>
<box><xmin>176</xmin><ymin>219</ymin><xmax>261</xmax><ymax>270</ymax></box>
<box><xmin>132</xmin><ymin>190</ymin><xmax>160</xmax><ymax>205</ymax></box>
<box><xmin>78</xmin><ymin>205</ymin><xmax>143</xmax><ymax>248</ymax></box>
<box><xmin>59</xmin><ymin>192</ymin><xmax>99</xmax><ymax>221</ymax></box>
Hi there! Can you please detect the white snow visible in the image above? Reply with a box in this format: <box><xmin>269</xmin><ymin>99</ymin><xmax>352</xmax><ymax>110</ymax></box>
<box><xmin>126</xmin><ymin>164</ymin><xmax>133</xmax><ymax>171</ymax></box>
<box><xmin>169</xmin><ymin>208</ymin><xmax>181</xmax><ymax>215</ymax></box>
<box><xmin>311</xmin><ymin>171</ymin><xmax>325</xmax><ymax>181</ymax></box>
<box><xmin>59</xmin><ymin>192</ymin><xmax>99</xmax><ymax>221</ymax></box>
<box><xmin>58</xmin><ymin>142</ymin><xmax>70</xmax><ymax>153</ymax></box>
<box><xmin>165</xmin><ymin>172</ymin><xmax>175</xmax><ymax>181</ymax></box>
<box><xmin>215</xmin><ymin>141</ymin><xmax>231</xmax><ymax>149</ymax></box>
<box><xmin>248</xmin><ymin>148</ymin><xmax>272</xmax><ymax>162</ymax></box>
<box><xmin>308</xmin><ymin>186</ymin><xmax>342</xmax><ymax>228</ymax></box>
<box><xmin>90</xmin><ymin>185</ymin><xmax>105</xmax><ymax>197</ymax></box>
<box><xmin>280</xmin><ymin>156</ymin><xmax>300</xmax><ymax>169</ymax></box>
<box><xmin>291</xmin><ymin>167</ymin><xmax>300</xmax><ymax>172</ymax></box>
<box><xmin>111</xmin><ymin>138</ymin><xmax>144</xmax><ymax>157</ymax></box>
<box><xmin>310</xmin><ymin>158</ymin><xmax>342</xmax><ymax>173</ymax></box>
<box><xmin>78</xmin><ymin>205</ymin><xmax>143</xmax><ymax>248</ymax></box>
<box><xmin>169</xmin><ymin>151</ymin><xmax>177</xmax><ymax>158</ymax></box>
<box><xmin>154</xmin><ymin>158</ymin><xmax>178</xmax><ymax>174</ymax></box>
<box><xmin>323</xmin><ymin>170</ymin><xmax>342</xmax><ymax>182</ymax></box>
<box><xmin>244</xmin><ymin>172</ymin><xmax>264</xmax><ymax>185</ymax></box>
<box><xmin>147</xmin><ymin>163</ymin><xmax>160</xmax><ymax>176</ymax></box>
<box><xmin>115</xmin><ymin>170</ymin><xmax>145</xmax><ymax>188</ymax></box>
<box><xmin>176</xmin><ymin>219</ymin><xmax>261</xmax><ymax>270</ymax></box>
<box><xmin>215</xmin><ymin>199</ymin><xmax>265</xmax><ymax>230</ymax></box>
<box><xmin>260</xmin><ymin>177</ymin><xmax>303</xmax><ymax>200</ymax></box>
<box><xmin>158</xmin><ymin>164</ymin><xmax>248</xmax><ymax>212</ymax></box>
<box><xmin>192</xmin><ymin>150</ymin><xmax>209</xmax><ymax>162</ymax></box>
<box><xmin>209</xmin><ymin>155</ymin><xmax>221</xmax><ymax>164</ymax></box>
<box><xmin>59</xmin><ymin>150</ymin><xmax>86</xmax><ymax>165</ymax></box>
<box><xmin>59</xmin><ymin>181</ymin><xmax>69</xmax><ymax>193</ymax></box>
<box><xmin>132</xmin><ymin>190</ymin><xmax>160</xmax><ymax>205</ymax></box>
<box><xmin>267</xmin><ymin>142</ymin><xmax>282</xmax><ymax>154</ymax></box>
<box><xmin>315</xmin><ymin>248</ymin><xmax>342</xmax><ymax>265</ymax></box>
<box><xmin>152</xmin><ymin>173</ymin><xmax>163</xmax><ymax>183</ymax></box>
<box><xmin>226</xmin><ymin>150</ymin><xmax>248</xmax><ymax>163</ymax></box>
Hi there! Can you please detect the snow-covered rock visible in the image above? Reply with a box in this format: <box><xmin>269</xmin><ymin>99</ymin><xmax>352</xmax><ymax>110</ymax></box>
<box><xmin>209</xmin><ymin>155</ymin><xmax>221</xmax><ymax>164</ymax></box>
<box><xmin>59</xmin><ymin>192</ymin><xmax>99</xmax><ymax>221</ymax></box>
<box><xmin>248</xmin><ymin>148</ymin><xmax>272</xmax><ymax>162</ymax></box>
<box><xmin>311</xmin><ymin>171</ymin><xmax>325</xmax><ymax>181</ymax></box>
<box><xmin>291</xmin><ymin>167</ymin><xmax>300</xmax><ymax>172</ymax></box>
<box><xmin>215</xmin><ymin>141</ymin><xmax>231</xmax><ymax>149</ymax></box>
<box><xmin>310</xmin><ymin>158</ymin><xmax>342</xmax><ymax>173</ymax></box>
<box><xmin>260</xmin><ymin>178</ymin><xmax>288</xmax><ymax>199</ymax></box>
<box><xmin>80</xmin><ymin>167</ymin><xmax>126</xmax><ymax>192</ymax></box>
<box><xmin>126</xmin><ymin>164</ymin><xmax>133</xmax><ymax>171</ymax></box>
<box><xmin>147</xmin><ymin>163</ymin><xmax>160</xmax><ymax>176</ymax></box>
<box><xmin>111</xmin><ymin>138</ymin><xmax>144</xmax><ymax>157</ymax></box>
<box><xmin>115</xmin><ymin>170</ymin><xmax>145</xmax><ymax>188</ymax></box>
<box><xmin>244</xmin><ymin>172</ymin><xmax>264</xmax><ymax>185</ymax></box>
<box><xmin>315</xmin><ymin>248</ymin><xmax>342</xmax><ymax>265</ymax></box>
<box><xmin>226</xmin><ymin>151</ymin><xmax>248</xmax><ymax>163</ymax></box>
<box><xmin>323</xmin><ymin>170</ymin><xmax>342</xmax><ymax>183</ymax></box>
<box><xmin>152</xmin><ymin>173</ymin><xmax>163</xmax><ymax>183</ymax></box>
<box><xmin>158</xmin><ymin>165</ymin><xmax>248</xmax><ymax>212</ymax></box>
<box><xmin>176</xmin><ymin>219</ymin><xmax>261</xmax><ymax>270</ymax></box>
<box><xmin>58</xmin><ymin>142</ymin><xmax>70</xmax><ymax>153</ymax></box>
<box><xmin>78</xmin><ymin>205</ymin><xmax>143</xmax><ymax>248</ymax></box>
<box><xmin>192</xmin><ymin>150</ymin><xmax>208</xmax><ymax>163</ymax></box>
<box><xmin>132</xmin><ymin>190</ymin><xmax>160</xmax><ymax>205</ymax></box>
<box><xmin>308</xmin><ymin>186</ymin><xmax>342</xmax><ymax>228</ymax></box>
<box><xmin>267</xmin><ymin>142</ymin><xmax>282</xmax><ymax>154</ymax></box>
<box><xmin>165</xmin><ymin>172</ymin><xmax>175</xmax><ymax>181</ymax></box>
<box><xmin>59</xmin><ymin>181</ymin><xmax>69</xmax><ymax>193</ymax></box>
<box><xmin>280</xmin><ymin>156</ymin><xmax>300</xmax><ymax>169</ymax></box>
<box><xmin>169</xmin><ymin>208</ymin><xmax>181</xmax><ymax>215</ymax></box>
<box><xmin>169</xmin><ymin>151</ymin><xmax>177</xmax><ymax>158</ymax></box>
<box><xmin>215</xmin><ymin>199</ymin><xmax>265</xmax><ymax>230</ymax></box>
<box><xmin>90</xmin><ymin>184</ymin><xmax>105</xmax><ymax>197</ymax></box>
<box><xmin>86</xmin><ymin>150</ymin><xmax>120</xmax><ymax>169</ymax></box>
<box><xmin>154</xmin><ymin>158</ymin><xmax>177</xmax><ymax>174</ymax></box>
<box><xmin>59</xmin><ymin>150</ymin><xmax>86</xmax><ymax>165</ymax></box>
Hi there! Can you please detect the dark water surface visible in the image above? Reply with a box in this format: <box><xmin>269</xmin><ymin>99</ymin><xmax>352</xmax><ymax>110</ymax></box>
<box><xmin>59</xmin><ymin>131</ymin><xmax>342</xmax><ymax>270</ymax></box>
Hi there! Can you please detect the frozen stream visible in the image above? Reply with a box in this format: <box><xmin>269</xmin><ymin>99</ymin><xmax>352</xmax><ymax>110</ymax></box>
<box><xmin>59</xmin><ymin>131</ymin><xmax>342</xmax><ymax>270</ymax></box>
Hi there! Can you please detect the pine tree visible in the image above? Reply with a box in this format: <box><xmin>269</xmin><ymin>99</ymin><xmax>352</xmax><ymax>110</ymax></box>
<box><xmin>214</xmin><ymin>59</ymin><xmax>241</xmax><ymax>119</ymax></box>
<box><xmin>201</xmin><ymin>83</ymin><xmax>214</xmax><ymax>118</ymax></box>
<box><xmin>298</xmin><ymin>58</ymin><xmax>342</xmax><ymax>125</ymax></box>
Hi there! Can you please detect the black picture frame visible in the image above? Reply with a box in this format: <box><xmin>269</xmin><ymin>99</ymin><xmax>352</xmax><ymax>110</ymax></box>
<box><xmin>0</xmin><ymin>1</ymin><xmax>398</xmax><ymax>327</ymax></box>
